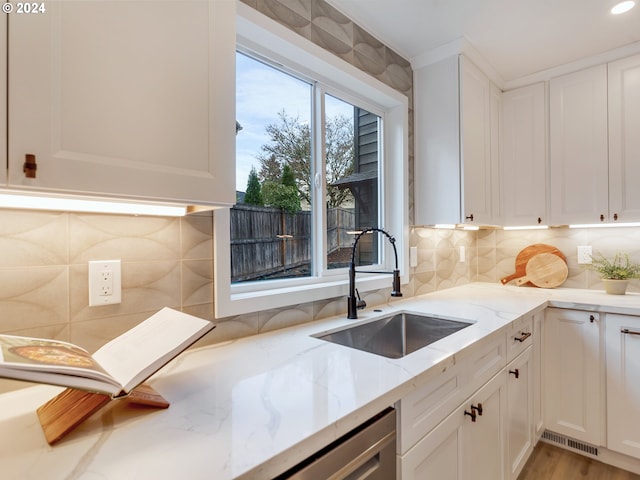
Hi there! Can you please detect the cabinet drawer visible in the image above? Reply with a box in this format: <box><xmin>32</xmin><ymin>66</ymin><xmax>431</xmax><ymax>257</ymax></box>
<box><xmin>397</xmin><ymin>360</ymin><xmax>463</xmax><ymax>455</ymax></box>
<box><xmin>506</xmin><ymin>316</ymin><xmax>533</xmax><ymax>363</ymax></box>
<box><xmin>462</xmin><ymin>330</ymin><xmax>507</xmax><ymax>395</ymax></box>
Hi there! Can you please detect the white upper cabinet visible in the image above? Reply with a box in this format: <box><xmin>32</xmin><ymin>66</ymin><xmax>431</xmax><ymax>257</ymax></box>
<box><xmin>414</xmin><ymin>55</ymin><xmax>499</xmax><ymax>226</ymax></box>
<box><xmin>549</xmin><ymin>65</ymin><xmax>609</xmax><ymax>225</ymax></box>
<box><xmin>608</xmin><ymin>54</ymin><xmax>640</xmax><ymax>222</ymax></box>
<box><xmin>0</xmin><ymin>15</ymin><xmax>6</xmax><ymax>187</ymax></box>
<box><xmin>7</xmin><ymin>0</ymin><xmax>236</xmax><ymax>206</ymax></box>
<box><xmin>501</xmin><ymin>83</ymin><xmax>546</xmax><ymax>226</ymax></box>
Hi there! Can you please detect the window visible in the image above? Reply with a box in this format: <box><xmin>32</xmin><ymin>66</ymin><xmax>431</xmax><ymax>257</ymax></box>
<box><xmin>214</xmin><ymin>4</ymin><xmax>408</xmax><ymax>317</ymax></box>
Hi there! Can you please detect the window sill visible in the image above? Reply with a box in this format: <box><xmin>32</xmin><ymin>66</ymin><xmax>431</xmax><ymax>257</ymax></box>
<box><xmin>217</xmin><ymin>271</ymin><xmax>404</xmax><ymax>318</ymax></box>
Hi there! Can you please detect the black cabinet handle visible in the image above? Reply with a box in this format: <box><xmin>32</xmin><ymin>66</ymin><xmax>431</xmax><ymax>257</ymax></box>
<box><xmin>465</xmin><ymin>214</ymin><xmax>474</xmax><ymax>222</ymax></box>
<box><xmin>464</xmin><ymin>409</ymin><xmax>477</xmax><ymax>422</ymax></box>
<box><xmin>514</xmin><ymin>332</ymin><xmax>532</xmax><ymax>343</ymax></box>
<box><xmin>471</xmin><ymin>403</ymin><xmax>483</xmax><ymax>416</ymax></box>
<box><xmin>509</xmin><ymin>369</ymin><xmax>520</xmax><ymax>379</ymax></box>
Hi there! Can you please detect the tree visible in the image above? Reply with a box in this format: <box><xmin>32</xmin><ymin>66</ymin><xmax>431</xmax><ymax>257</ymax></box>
<box><xmin>243</xmin><ymin>167</ymin><xmax>263</xmax><ymax>206</ymax></box>
<box><xmin>256</xmin><ymin>110</ymin><xmax>355</xmax><ymax>208</ymax></box>
<box><xmin>262</xmin><ymin>164</ymin><xmax>301</xmax><ymax>213</ymax></box>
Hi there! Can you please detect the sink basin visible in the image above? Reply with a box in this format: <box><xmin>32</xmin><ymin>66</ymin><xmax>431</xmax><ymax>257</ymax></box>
<box><xmin>314</xmin><ymin>312</ymin><xmax>473</xmax><ymax>359</ymax></box>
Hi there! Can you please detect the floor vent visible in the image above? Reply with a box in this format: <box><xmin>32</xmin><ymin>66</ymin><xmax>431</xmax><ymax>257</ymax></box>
<box><xmin>542</xmin><ymin>430</ymin><xmax>599</xmax><ymax>456</ymax></box>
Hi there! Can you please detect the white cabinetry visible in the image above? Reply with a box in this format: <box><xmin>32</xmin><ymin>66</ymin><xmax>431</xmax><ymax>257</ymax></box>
<box><xmin>7</xmin><ymin>0</ymin><xmax>235</xmax><ymax>206</ymax></box>
<box><xmin>400</xmin><ymin>373</ymin><xmax>506</xmax><ymax>480</ymax></box>
<box><xmin>0</xmin><ymin>15</ymin><xmax>5</xmax><ymax>186</ymax></box>
<box><xmin>501</xmin><ymin>83</ymin><xmax>546</xmax><ymax>226</ymax></box>
<box><xmin>549</xmin><ymin>65</ymin><xmax>609</xmax><ymax>225</ymax></box>
<box><xmin>608</xmin><ymin>54</ymin><xmax>640</xmax><ymax>222</ymax></box>
<box><xmin>399</xmin><ymin>314</ymin><xmax>539</xmax><ymax>480</ymax></box>
<box><xmin>505</xmin><ymin>348</ymin><xmax>533</xmax><ymax>480</ymax></box>
<box><xmin>414</xmin><ymin>55</ymin><xmax>499</xmax><ymax>226</ymax></box>
<box><xmin>606</xmin><ymin>313</ymin><xmax>640</xmax><ymax>459</ymax></box>
<box><xmin>532</xmin><ymin>312</ymin><xmax>544</xmax><ymax>439</ymax></box>
<box><xmin>544</xmin><ymin>308</ymin><xmax>603</xmax><ymax>445</ymax></box>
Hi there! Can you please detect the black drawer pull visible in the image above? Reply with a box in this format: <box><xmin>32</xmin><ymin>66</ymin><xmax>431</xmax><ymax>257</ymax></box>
<box><xmin>514</xmin><ymin>332</ymin><xmax>532</xmax><ymax>343</ymax></box>
<box><xmin>621</xmin><ymin>329</ymin><xmax>640</xmax><ymax>336</ymax></box>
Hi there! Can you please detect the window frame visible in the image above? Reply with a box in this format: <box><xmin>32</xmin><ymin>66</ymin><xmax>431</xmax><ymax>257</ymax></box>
<box><xmin>214</xmin><ymin>3</ymin><xmax>408</xmax><ymax>318</ymax></box>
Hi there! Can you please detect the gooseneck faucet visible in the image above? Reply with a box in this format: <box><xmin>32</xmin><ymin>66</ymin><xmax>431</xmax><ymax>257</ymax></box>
<box><xmin>347</xmin><ymin>227</ymin><xmax>402</xmax><ymax>319</ymax></box>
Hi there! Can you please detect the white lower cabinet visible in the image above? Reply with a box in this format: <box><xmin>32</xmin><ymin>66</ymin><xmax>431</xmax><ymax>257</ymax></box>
<box><xmin>544</xmin><ymin>308</ymin><xmax>603</xmax><ymax>445</ymax></box>
<box><xmin>606</xmin><ymin>313</ymin><xmax>640</xmax><ymax>459</ymax></box>
<box><xmin>505</xmin><ymin>347</ymin><xmax>533</xmax><ymax>480</ymax></box>
<box><xmin>399</xmin><ymin>372</ymin><xmax>506</xmax><ymax>480</ymax></box>
<box><xmin>398</xmin><ymin>316</ymin><xmax>540</xmax><ymax>480</ymax></box>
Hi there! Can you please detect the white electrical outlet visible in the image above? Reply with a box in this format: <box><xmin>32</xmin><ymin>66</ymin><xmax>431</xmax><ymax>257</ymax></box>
<box><xmin>89</xmin><ymin>260</ymin><xmax>122</xmax><ymax>306</ymax></box>
<box><xmin>577</xmin><ymin>246</ymin><xmax>593</xmax><ymax>264</ymax></box>
<box><xmin>459</xmin><ymin>246</ymin><xmax>466</xmax><ymax>263</ymax></box>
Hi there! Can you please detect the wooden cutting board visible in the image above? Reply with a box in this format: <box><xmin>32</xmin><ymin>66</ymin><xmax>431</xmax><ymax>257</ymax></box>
<box><xmin>501</xmin><ymin>244</ymin><xmax>567</xmax><ymax>285</ymax></box>
<box><xmin>515</xmin><ymin>253</ymin><xmax>569</xmax><ymax>288</ymax></box>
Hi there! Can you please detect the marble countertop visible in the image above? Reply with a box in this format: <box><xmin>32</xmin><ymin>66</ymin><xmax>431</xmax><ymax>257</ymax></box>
<box><xmin>3</xmin><ymin>283</ymin><xmax>640</xmax><ymax>480</ymax></box>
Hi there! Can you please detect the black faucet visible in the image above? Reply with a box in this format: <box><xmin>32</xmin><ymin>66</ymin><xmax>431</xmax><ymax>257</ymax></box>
<box><xmin>347</xmin><ymin>227</ymin><xmax>402</xmax><ymax>319</ymax></box>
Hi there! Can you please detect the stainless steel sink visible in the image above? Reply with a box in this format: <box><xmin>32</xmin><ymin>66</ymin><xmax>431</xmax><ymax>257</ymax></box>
<box><xmin>314</xmin><ymin>312</ymin><xmax>472</xmax><ymax>359</ymax></box>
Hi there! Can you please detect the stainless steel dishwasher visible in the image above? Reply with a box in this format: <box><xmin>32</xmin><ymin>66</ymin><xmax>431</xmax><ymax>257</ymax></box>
<box><xmin>275</xmin><ymin>407</ymin><xmax>396</xmax><ymax>480</ymax></box>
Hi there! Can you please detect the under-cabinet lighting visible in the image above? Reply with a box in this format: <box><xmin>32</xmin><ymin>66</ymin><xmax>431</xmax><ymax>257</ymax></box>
<box><xmin>503</xmin><ymin>225</ymin><xmax>549</xmax><ymax>231</ymax></box>
<box><xmin>611</xmin><ymin>1</ymin><xmax>635</xmax><ymax>14</ymax></box>
<box><xmin>569</xmin><ymin>222</ymin><xmax>640</xmax><ymax>229</ymax></box>
<box><xmin>434</xmin><ymin>224</ymin><xmax>456</xmax><ymax>229</ymax></box>
<box><xmin>0</xmin><ymin>193</ymin><xmax>187</xmax><ymax>216</ymax></box>
<box><xmin>462</xmin><ymin>225</ymin><xmax>480</xmax><ymax>231</ymax></box>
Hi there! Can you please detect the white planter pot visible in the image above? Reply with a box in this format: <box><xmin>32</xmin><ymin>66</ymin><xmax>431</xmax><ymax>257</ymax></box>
<box><xmin>602</xmin><ymin>279</ymin><xmax>629</xmax><ymax>295</ymax></box>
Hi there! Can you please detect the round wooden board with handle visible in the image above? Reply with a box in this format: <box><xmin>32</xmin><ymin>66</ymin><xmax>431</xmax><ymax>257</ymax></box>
<box><xmin>515</xmin><ymin>253</ymin><xmax>569</xmax><ymax>288</ymax></box>
<box><xmin>501</xmin><ymin>244</ymin><xmax>567</xmax><ymax>285</ymax></box>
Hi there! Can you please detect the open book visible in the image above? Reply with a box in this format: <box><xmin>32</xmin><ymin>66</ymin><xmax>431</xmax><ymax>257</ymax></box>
<box><xmin>0</xmin><ymin>307</ymin><xmax>215</xmax><ymax>397</ymax></box>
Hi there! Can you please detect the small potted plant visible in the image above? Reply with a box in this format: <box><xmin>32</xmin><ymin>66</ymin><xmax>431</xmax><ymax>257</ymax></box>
<box><xmin>588</xmin><ymin>252</ymin><xmax>640</xmax><ymax>294</ymax></box>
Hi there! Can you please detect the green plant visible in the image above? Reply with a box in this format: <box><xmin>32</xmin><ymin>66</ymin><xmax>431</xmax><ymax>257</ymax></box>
<box><xmin>588</xmin><ymin>252</ymin><xmax>640</xmax><ymax>280</ymax></box>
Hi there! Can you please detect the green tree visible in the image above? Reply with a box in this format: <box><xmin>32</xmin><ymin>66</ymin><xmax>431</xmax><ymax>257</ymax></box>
<box><xmin>257</xmin><ymin>110</ymin><xmax>354</xmax><ymax>208</ymax></box>
<box><xmin>262</xmin><ymin>181</ymin><xmax>301</xmax><ymax>214</ymax></box>
<box><xmin>243</xmin><ymin>167</ymin><xmax>263</xmax><ymax>206</ymax></box>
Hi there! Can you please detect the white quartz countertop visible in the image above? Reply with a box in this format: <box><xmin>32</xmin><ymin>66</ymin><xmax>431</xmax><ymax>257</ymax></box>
<box><xmin>3</xmin><ymin>283</ymin><xmax>640</xmax><ymax>479</ymax></box>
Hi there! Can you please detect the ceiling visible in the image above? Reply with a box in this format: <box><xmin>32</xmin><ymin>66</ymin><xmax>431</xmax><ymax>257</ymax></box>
<box><xmin>326</xmin><ymin>0</ymin><xmax>640</xmax><ymax>83</ymax></box>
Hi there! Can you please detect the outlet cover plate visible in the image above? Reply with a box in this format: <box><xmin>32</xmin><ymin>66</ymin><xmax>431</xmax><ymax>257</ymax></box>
<box><xmin>577</xmin><ymin>246</ymin><xmax>592</xmax><ymax>265</ymax></box>
<box><xmin>88</xmin><ymin>260</ymin><xmax>122</xmax><ymax>306</ymax></box>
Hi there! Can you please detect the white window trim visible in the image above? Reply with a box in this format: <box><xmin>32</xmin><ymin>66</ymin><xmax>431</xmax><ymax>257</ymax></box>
<box><xmin>214</xmin><ymin>2</ymin><xmax>408</xmax><ymax>318</ymax></box>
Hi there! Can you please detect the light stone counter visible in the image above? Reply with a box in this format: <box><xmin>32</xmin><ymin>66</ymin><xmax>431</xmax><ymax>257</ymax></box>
<box><xmin>2</xmin><ymin>283</ymin><xmax>640</xmax><ymax>479</ymax></box>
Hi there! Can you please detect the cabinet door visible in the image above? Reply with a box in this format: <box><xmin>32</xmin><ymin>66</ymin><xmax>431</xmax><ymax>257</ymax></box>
<box><xmin>532</xmin><ymin>312</ymin><xmax>544</xmax><ymax>439</ymax></box>
<box><xmin>8</xmin><ymin>0</ymin><xmax>235</xmax><ymax>206</ymax></box>
<box><xmin>0</xmin><ymin>14</ymin><xmax>5</xmax><ymax>186</ymax></box>
<box><xmin>506</xmin><ymin>348</ymin><xmax>533</xmax><ymax>480</ymax></box>
<box><xmin>606</xmin><ymin>313</ymin><xmax>640</xmax><ymax>458</ymax></box>
<box><xmin>501</xmin><ymin>83</ymin><xmax>546</xmax><ymax>226</ymax></box>
<box><xmin>460</xmin><ymin>56</ymin><xmax>493</xmax><ymax>225</ymax></box>
<box><xmin>544</xmin><ymin>308</ymin><xmax>603</xmax><ymax>445</ymax></box>
<box><xmin>399</xmin><ymin>405</ymin><xmax>464</xmax><ymax>480</ymax></box>
<box><xmin>413</xmin><ymin>56</ymin><xmax>462</xmax><ymax>226</ymax></box>
<box><xmin>399</xmin><ymin>373</ymin><xmax>506</xmax><ymax>480</ymax></box>
<box><xmin>549</xmin><ymin>65</ymin><xmax>608</xmax><ymax>225</ymax></box>
<box><xmin>460</xmin><ymin>372</ymin><xmax>506</xmax><ymax>480</ymax></box>
<box><xmin>608</xmin><ymin>54</ymin><xmax>640</xmax><ymax>223</ymax></box>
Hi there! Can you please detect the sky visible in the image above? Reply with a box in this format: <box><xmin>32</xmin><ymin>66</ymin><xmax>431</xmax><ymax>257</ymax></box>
<box><xmin>235</xmin><ymin>52</ymin><xmax>353</xmax><ymax>193</ymax></box>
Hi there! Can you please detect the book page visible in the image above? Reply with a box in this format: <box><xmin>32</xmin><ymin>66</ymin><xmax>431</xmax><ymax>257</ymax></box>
<box><xmin>92</xmin><ymin>307</ymin><xmax>213</xmax><ymax>394</ymax></box>
<box><xmin>0</xmin><ymin>334</ymin><xmax>120</xmax><ymax>393</ymax></box>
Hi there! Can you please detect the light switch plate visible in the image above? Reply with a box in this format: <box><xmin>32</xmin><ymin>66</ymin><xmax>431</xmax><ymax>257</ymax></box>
<box><xmin>89</xmin><ymin>260</ymin><xmax>122</xmax><ymax>306</ymax></box>
<box><xmin>409</xmin><ymin>246</ymin><xmax>418</xmax><ymax>267</ymax></box>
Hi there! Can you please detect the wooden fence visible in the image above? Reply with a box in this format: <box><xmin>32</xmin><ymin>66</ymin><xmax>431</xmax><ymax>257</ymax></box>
<box><xmin>230</xmin><ymin>204</ymin><xmax>354</xmax><ymax>282</ymax></box>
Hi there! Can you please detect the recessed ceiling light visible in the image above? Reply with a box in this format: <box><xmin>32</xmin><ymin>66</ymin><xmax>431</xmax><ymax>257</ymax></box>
<box><xmin>611</xmin><ymin>1</ymin><xmax>635</xmax><ymax>14</ymax></box>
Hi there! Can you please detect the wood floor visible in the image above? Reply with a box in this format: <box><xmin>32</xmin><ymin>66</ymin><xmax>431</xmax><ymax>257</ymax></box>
<box><xmin>518</xmin><ymin>442</ymin><xmax>640</xmax><ymax>480</ymax></box>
